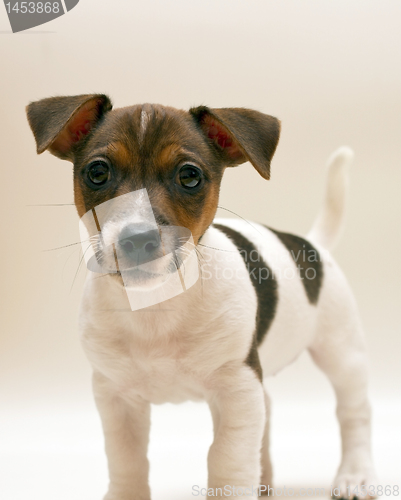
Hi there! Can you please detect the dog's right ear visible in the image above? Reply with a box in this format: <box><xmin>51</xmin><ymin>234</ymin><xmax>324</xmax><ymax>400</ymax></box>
<box><xmin>190</xmin><ymin>106</ymin><xmax>280</xmax><ymax>180</ymax></box>
<box><xmin>26</xmin><ymin>94</ymin><xmax>112</xmax><ymax>161</ymax></box>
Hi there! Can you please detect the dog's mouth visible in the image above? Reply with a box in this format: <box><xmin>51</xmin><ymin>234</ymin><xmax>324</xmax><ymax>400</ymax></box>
<box><xmin>89</xmin><ymin>227</ymin><xmax>192</xmax><ymax>290</ymax></box>
<box><xmin>114</xmin><ymin>256</ymin><xmax>176</xmax><ymax>280</ymax></box>
<box><xmin>78</xmin><ymin>191</ymin><xmax>200</xmax><ymax>308</ymax></box>
<box><xmin>110</xmin><ymin>267</ymin><xmax>162</xmax><ymax>288</ymax></box>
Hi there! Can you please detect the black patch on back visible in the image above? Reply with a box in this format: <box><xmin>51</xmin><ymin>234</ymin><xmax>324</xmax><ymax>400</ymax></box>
<box><xmin>268</xmin><ymin>227</ymin><xmax>323</xmax><ymax>305</ymax></box>
<box><xmin>213</xmin><ymin>224</ymin><xmax>278</xmax><ymax>381</ymax></box>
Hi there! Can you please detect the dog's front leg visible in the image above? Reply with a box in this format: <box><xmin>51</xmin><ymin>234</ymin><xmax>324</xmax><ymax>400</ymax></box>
<box><xmin>92</xmin><ymin>371</ymin><xmax>151</xmax><ymax>500</ymax></box>
<box><xmin>207</xmin><ymin>367</ymin><xmax>265</xmax><ymax>498</ymax></box>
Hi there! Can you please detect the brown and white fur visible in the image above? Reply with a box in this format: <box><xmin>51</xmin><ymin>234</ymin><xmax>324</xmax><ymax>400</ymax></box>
<box><xmin>27</xmin><ymin>95</ymin><xmax>377</xmax><ymax>499</ymax></box>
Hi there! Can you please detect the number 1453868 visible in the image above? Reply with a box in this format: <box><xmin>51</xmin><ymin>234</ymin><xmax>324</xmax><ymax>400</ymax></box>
<box><xmin>5</xmin><ymin>2</ymin><xmax>61</xmax><ymax>14</ymax></box>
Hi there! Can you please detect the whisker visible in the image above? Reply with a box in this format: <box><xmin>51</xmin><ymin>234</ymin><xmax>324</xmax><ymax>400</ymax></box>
<box><xmin>70</xmin><ymin>243</ymin><xmax>92</xmax><ymax>293</ymax></box>
<box><xmin>177</xmin><ymin>241</ymin><xmax>207</xmax><ymax>290</ymax></box>
<box><xmin>195</xmin><ymin>250</ymin><xmax>205</xmax><ymax>296</ymax></box>
<box><xmin>179</xmin><ymin>244</ymin><xmax>205</xmax><ymax>291</ymax></box>
<box><xmin>173</xmin><ymin>252</ymin><xmax>181</xmax><ymax>271</ymax></box>
<box><xmin>197</xmin><ymin>243</ymin><xmax>237</xmax><ymax>253</ymax></box>
<box><xmin>27</xmin><ymin>203</ymin><xmax>74</xmax><ymax>206</ymax></box>
<box><xmin>182</xmin><ymin>242</ymin><xmax>207</xmax><ymax>267</ymax></box>
<box><xmin>217</xmin><ymin>205</ymin><xmax>263</xmax><ymax>236</ymax></box>
<box><xmin>92</xmin><ymin>273</ymin><xmax>112</xmax><ymax>281</ymax></box>
<box><xmin>43</xmin><ymin>234</ymin><xmax>96</xmax><ymax>252</ymax></box>
<box><xmin>196</xmin><ymin>248</ymin><xmax>207</xmax><ymax>266</ymax></box>
<box><xmin>43</xmin><ymin>241</ymin><xmax>84</xmax><ymax>252</ymax></box>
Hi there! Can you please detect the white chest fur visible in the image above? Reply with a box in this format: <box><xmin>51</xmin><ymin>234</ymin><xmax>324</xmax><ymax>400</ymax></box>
<box><xmin>79</xmin><ymin>231</ymin><xmax>259</xmax><ymax>404</ymax></box>
<box><xmin>79</xmin><ymin>220</ymin><xmax>338</xmax><ymax>403</ymax></box>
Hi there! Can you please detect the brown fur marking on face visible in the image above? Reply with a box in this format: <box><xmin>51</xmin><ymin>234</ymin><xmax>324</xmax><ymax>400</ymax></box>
<box><xmin>144</xmin><ymin>176</ymin><xmax>217</xmax><ymax>245</ymax></box>
<box><xmin>172</xmin><ymin>190</ymin><xmax>218</xmax><ymax>244</ymax></box>
<box><xmin>130</xmin><ymin>108</ymin><xmax>225</xmax><ymax>242</ymax></box>
<box><xmin>194</xmin><ymin>182</ymin><xmax>221</xmax><ymax>242</ymax></box>
<box><xmin>74</xmin><ymin>177</ymin><xmax>87</xmax><ymax>218</ymax></box>
<box><xmin>71</xmin><ymin>104</ymin><xmax>236</xmax><ymax>239</ymax></box>
<box><xmin>28</xmin><ymin>98</ymin><xmax>280</xmax><ymax>243</ymax></box>
<box><xmin>107</xmin><ymin>141</ymin><xmax>132</xmax><ymax>166</ymax></box>
<box><xmin>158</xmin><ymin>144</ymin><xmax>187</xmax><ymax>167</ymax></box>
<box><xmin>72</xmin><ymin>104</ymin><xmax>221</xmax><ymax>240</ymax></box>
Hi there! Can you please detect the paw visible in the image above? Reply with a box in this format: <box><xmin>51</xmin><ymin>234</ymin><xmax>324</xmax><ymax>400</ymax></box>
<box><xmin>332</xmin><ymin>469</ymin><xmax>379</xmax><ymax>499</ymax></box>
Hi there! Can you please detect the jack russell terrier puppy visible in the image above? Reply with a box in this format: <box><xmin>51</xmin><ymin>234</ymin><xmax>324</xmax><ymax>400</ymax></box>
<box><xmin>27</xmin><ymin>94</ymin><xmax>377</xmax><ymax>500</ymax></box>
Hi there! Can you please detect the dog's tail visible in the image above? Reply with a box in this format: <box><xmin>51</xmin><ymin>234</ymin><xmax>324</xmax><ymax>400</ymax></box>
<box><xmin>307</xmin><ymin>146</ymin><xmax>354</xmax><ymax>251</ymax></box>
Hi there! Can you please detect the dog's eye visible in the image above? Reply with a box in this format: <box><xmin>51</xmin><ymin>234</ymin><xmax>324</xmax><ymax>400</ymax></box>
<box><xmin>86</xmin><ymin>160</ymin><xmax>111</xmax><ymax>188</ymax></box>
<box><xmin>178</xmin><ymin>165</ymin><xmax>203</xmax><ymax>189</ymax></box>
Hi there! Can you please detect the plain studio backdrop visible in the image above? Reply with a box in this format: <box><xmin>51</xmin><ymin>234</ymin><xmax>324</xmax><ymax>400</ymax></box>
<box><xmin>0</xmin><ymin>1</ymin><xmax>400</xmax><ymax>499</ymax></box>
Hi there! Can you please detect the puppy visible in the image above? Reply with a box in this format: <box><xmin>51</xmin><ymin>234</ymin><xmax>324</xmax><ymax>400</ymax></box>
<box><xmin>27</xmin><ymin>94</ymin><xmax>377</xmax><ymax>500</ymax></box>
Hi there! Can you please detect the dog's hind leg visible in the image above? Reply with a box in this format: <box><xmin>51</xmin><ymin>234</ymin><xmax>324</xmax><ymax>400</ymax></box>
<box><xmin>308</xmin><ymin>317</ymin><xmax>378</xmax><ymax>499</ymax></box>
<box><xmin>260</xmin><ymin>388</ymin><xmax>273</xmax><ymax>495</ymax></box>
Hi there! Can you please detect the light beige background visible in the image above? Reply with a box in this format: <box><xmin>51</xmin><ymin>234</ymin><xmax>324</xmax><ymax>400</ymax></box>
<box><xmin>0</xmin><ymin>1</ymin><xmax>400</xmax><ymax>499</ymax></box>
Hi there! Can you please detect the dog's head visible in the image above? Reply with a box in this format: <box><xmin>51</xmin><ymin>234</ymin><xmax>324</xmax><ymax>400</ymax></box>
<box><xmin>27</xmin><ymin>94</ymin><xmax>280</xmax><ymax>289</ymax></box>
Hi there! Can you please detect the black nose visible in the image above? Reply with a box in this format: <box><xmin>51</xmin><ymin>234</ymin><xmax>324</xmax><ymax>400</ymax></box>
<box><xmin>118</xmin><ymin>224</ymin><xmax>161</xmax><ymax>264</ymax></box>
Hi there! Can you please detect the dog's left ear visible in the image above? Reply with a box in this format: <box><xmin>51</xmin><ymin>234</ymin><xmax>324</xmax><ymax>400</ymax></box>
<box><xmin>190</xmin><ymin>106</ymin><xmax>280</xmax><ymax>180</ymax></box>
<box><xmin>26</xmin><ymin>94</ymin><xmax>112</xmax><ymax>161</ymax></box>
